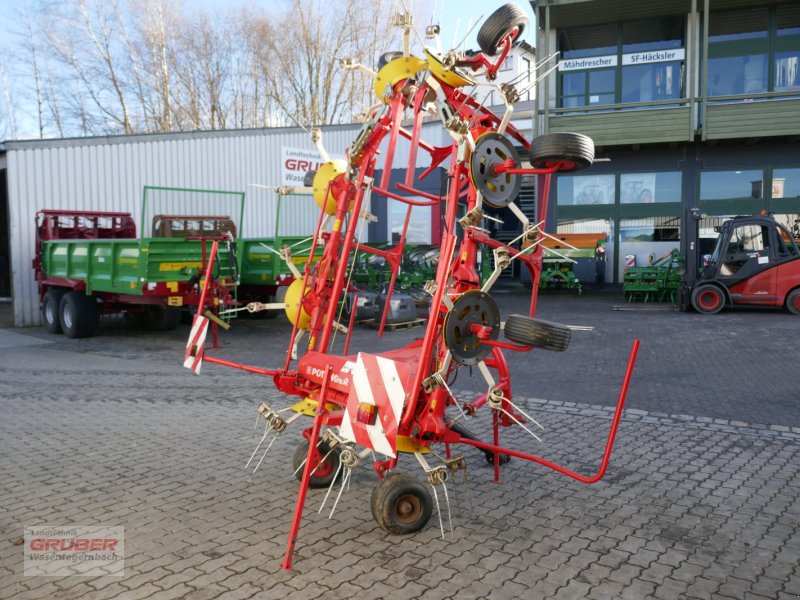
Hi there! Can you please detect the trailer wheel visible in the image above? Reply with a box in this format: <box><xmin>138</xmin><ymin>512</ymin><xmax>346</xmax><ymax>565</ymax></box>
<box><xmin>59</xmin><ymin>291</ymin><xmax>100</xmax><ymax>338</ymax></box>
<box><xmin>372</xmin><ymin>473</ymin><xmax>433</xmax><ymax>534</ymax></box>
<box><xmin>42</xmin><ymin>289</ymin><xmax>66</xmax><ymax>334</ymax></box>
<box><xmin>785</xmin><ymin>288</ymin><xmax>800</xmax><ymax>315</ymax></box>
<box><xmin>691</xmin><ymin>284</ymin><xmax>724</xmax><ymax>315</ymax></box>
<box><xmin>529</xmin><ymin>132</ymin><xmax>595</xmax><ymax>173</ymax></box>
<box><xmin>292</xmin><ymin>439</ymin><xmax>341</xmax><ymax>489</ymax></box>
<box><xmin>147</xmin><ymin>306</ymin><xmax>182</xmax><ymax>330</ymax></box>
<box><xmin>504</xmin><ymin>314</ymin><xmax>571</xmax><ymax>352</ymax></box>
<box><xmin>477</xmin><ymin>3</ymin><xmax>528</xmax><ymax>56</ymax></box>
<box><xmin>377</xmin><ymin>50</ymin><xmax>404</xmax><ymax>70</ymax></box>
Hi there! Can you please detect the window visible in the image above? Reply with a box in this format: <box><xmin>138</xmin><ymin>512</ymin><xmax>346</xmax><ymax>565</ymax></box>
<box><xmin>700</xmin><ymin>169</ymin><xmax>764</xmax><ymax>201</ymax></box>
<box><xmin>621</xmin><ymin>18</ymin><xmax>685</xmax><ymax>103</ymax></box>
<box><xmin>620</xmin><ymin>172</ymin><xmax>681</xmax><ymax>203</ymax></box>
<box><xmin>776</xmin><ymin>5</ymin><xmax>800</xmax><ymax>91</ymax></box>
<box><xmin>708</xmin><ymin>6</ymin><xmax>800</xmax><ymax>97</ymax></box>
<box><xmin>557</xmin><ymin>174</ymin><xmax>615</xmax><ymax>205</ymax></box>
<box><xmin>772</xmin><ymin>168</ymin><xmax>800</xmax><ymax>198</ymax></box>
<box><xmin>729</xmin><ymin>224</ymin><xmax>768</xmax><ymax>253</ymax></box>
<box><xmin>558</xmin><ymin>18</ymin><xmax>685</xmax><ymax>108</ymax></box>
<box><xmin>619</xmin><ymin>217</ymin><xmax>681</xmax><ymax>241</ymax></box>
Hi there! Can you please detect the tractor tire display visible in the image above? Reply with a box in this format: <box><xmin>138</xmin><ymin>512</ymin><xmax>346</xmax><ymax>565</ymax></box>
<box><xmin>529</xmin><ymin>132</ymin><xmax>594</xmax><ymax>173</ymax></box>
<box><xmin>42</xmin><ymin>288</ymin><xmax>66</xmax><ymax>334</ymax></box>
<box><xmin>785</xmin><ymin>288</ymin><xmax>800</xmax><ymax>315</ymax></box>
<box><xmin>503</xmin><ymin>314</ymin><xmax>571</xmax><ymax>352</ymax></box>
<box><xmin>477</xmin><ymin>3</ymin><xmax>528</xmax><ymax>56</ymax></box>
<box><xmin>691</xmin><ymin>284</ymin><xmax>725</xmax><ymax>315</ymax></box>
<box><xmin>377</xmin><ymin>50</ymin><xmax>404</xmax><ymax>70</ymax></box>
<box><xmin>372</xmin><ymin>473</ymin><xmax>433</xmax><ymax>534</ymax></box>
<box><xmin>292</xmin><ymin>439</ymin><xmax>341</xmax><ymax>489</ymax></box>
<box><xmin>59</xmin><ymin>291</ymin><xmax>100</xmax><ymax>339</ymax></box>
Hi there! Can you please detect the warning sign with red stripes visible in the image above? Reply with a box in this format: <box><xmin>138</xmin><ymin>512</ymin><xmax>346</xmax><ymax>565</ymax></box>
<box><xmin>339</xmin><ymin>353</ymin><xmax>411</xmax><ymax>458</ymax></box>
<box><xmin>183</xmin><ymin>315</ymin><xmax>210</xmax><ymax>374</ymax></box>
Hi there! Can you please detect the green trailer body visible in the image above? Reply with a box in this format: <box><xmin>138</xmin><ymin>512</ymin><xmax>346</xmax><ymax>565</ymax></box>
<box><xmin>40</xmin><ymin>238</ymin><xmax>238</xmax><ymax>295</ymax></box>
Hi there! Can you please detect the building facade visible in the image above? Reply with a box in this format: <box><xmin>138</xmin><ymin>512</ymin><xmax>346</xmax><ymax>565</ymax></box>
<box><xmin>533</xmin><ymin>0</ymin><xmax>800</xmax><ymax>283</ymax></box>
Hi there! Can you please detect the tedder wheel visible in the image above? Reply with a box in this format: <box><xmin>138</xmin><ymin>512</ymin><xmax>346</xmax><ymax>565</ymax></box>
<box><xmin>785</xmin><ymin>288</ymin><xmax>800</xmax><ymax>315</ymax></box>
<box><xmin>372</xmin><ymin>473</ymin><xmax>433</xmax><ymax>534</ymax></box>
<box><xmin>59</xmin><ymin>291</ymin><xmax>100</xmax><ymax>339</ymax></box>
<box><xmin>303</xmin><ymin>170</ymin><xmax>316</xmax><ymax>188</ymax></box>
<box><xmin>377</xmin><ymin>50</ymin><xmax>404</xmax><ymax>70</ymax></box>
<box><xmin>469</xmin><ymin>132</ymin><xmax>522</xmax><ymax>209</ymax></box>
<box><xmin>292</xmin><ymin>438</ymin><xmax>342</xmax><ymax>489</ymax></box>
<box><xmin>529</xmin><ymin>132</ymin><xmax>595</xmax><ymax>173</ymax></box>
<box><xmin>477</xmin><ymin>3</ymin><xmax>528</xmax><ymax>56</ymax></box>
<box><xmin>42</xmin><ymin>288</ymin><xmax>66</xmax><ymax>334</ymax></box>
<box><xmin>504</xmin><ymin>314</ymin><xmax>571</xmax><ymax>352</ymax></box>
<box><xmin>691</xmin><ymin>284</ymin><xmax>725</xmax><ymax>315</ymax></box>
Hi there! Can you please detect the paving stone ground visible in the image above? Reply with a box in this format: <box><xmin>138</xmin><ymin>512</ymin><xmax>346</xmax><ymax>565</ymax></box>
<box><xmin>0</xmin><ymin>290</ymin><xmax>798</xmax><ymax>599</ymax></box>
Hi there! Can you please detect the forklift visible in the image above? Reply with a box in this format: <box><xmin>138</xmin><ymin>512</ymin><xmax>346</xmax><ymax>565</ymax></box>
<box><xmin>679</xmin><ymin>208</ymin><xmax>800</xmax><ymax>314</ymax></box>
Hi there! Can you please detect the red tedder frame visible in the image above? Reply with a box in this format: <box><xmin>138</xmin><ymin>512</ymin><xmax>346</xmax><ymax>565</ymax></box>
<box><xmin>183</xmin><ymin>8</ymin><xmax>640</xmax><ymax>571</ymax></box>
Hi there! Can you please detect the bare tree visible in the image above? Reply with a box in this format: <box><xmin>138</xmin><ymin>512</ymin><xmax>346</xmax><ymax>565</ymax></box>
<box><xmin>0</xmin><ymin>57</ymin><xmax>16</xmax><ymax>139</ymax></box>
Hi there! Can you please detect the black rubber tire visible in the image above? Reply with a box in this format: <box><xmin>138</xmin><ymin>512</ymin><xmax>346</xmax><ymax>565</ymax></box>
<box><xmin>147</xmin><ymin>306</ymin><xmax>182</xmax><ymax>331</ymax></box>
<box><xmin>529</xmin><ymin>132</ymin><xmax>595</xmax><ymax>173</ymax></box>
<box><xmin>691</xmin><ymin>284</ymin><xmax>725</xmax><ymax>315</ymax></box>
<box><xmin>378</xmin><ymin>50</ymin><xmax>404</xmax><ymax>70</ymax></box>
<box><xmin>448</xmin><ymin>417</ymin><xmax>510</xmax><ymax>465</ymax></box>
<box><xmin>292</xmin><ymin>439</ymin><xmax>341</xmax><ymax>489</ymax></box>
<box><xmin>786</xmin><ymin>288</ymin><xmax>800</xmax><ymax>315</ymax></box>
<box><xmin>42</xmin><ymin>288</ymin><xmax>66</xmax><ymax>334</ymax></box>
<box><xmin>504</xmin><ymin>314</ymin><xmax>571</xmax><ymax>352</ymax></box>
<box><xmin>372</xmin><ymin>473</ymin><xmax>433</xmax><ymax>534</ymax></box>
<box><xmin>124</xmin><ymin>311</ymin><xmax>149</xmax><ymax>329</ymax></box>
<box><xmin>303</xmin><ymin>170</ymin><xmax>316</xmax><ymax>187</ymax></box>
<box><xmin>477</xmin><ymin>3</ymin><xmax>528</xmax><ymax>56</ymax></box>
<box><xmin>59</xmin><ymin>291</ymin><xmax>100</xmax><ymax>339</ymax></box>
<box><xmin>371</xmin><ymin>472</ymin><xmax>403</xmax><ymax>524</ymax></box>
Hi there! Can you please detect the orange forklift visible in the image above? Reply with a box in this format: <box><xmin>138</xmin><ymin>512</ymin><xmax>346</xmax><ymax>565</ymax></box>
<box><xmin>679</xmin><ymin>208</ymin><xmax>800</xmax><ymax>314</ymax></box>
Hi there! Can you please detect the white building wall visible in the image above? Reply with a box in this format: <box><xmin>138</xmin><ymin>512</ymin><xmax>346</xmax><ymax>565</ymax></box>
<box><xmin>5</xmin><ymin>121</ymin><xmax>452</xmax><ymax>327</ymax></box>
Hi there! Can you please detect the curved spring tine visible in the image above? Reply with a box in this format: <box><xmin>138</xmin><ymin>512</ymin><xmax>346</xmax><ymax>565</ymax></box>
<box><xmin>253</xmin><ymin>433</ymin><xmax>280</xmax><ymax>473</ymax></box>
<box><xmin>501</xmin><ymin>397</ymin><xmax>544</xmax><ymax>430</ymax></box>
<box><xmin>497</xmin><ymin>407</ymin><xmax>542</xmax><ymax>443</ymax></box>
<box><xmin>430</xmin><ymin>485</ymin><xmax>445</xmax><ymax>540</ymax></box>
<box><xmin>441</xmin><ymin>480</ymin><xmax>453</xmax><ymax>534</ymax></box>
<box><xmin>329</xmin><ymin>468</ymin><xmax>352</xmax><ymax>519</ymax></box>
<box><xmin>245</xmin><ymin>424</ymin><xmax>274</xmax><ymax>469</ymax></box>
<box><xmin>319</xmin><ymin>461</ymin><xmax>344</xmax><ymax>514</ymax></box>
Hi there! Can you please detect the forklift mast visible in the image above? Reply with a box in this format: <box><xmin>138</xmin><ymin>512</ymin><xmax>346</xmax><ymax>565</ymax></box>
<box><xmin>678</xmin><ymin>207</ymin><xmax>702</xmax><ymax>311</ymax></box>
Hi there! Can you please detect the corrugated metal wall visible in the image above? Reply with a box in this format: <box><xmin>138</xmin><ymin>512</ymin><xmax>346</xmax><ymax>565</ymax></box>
<box><xmin>6</xmin><ymin>120</ymin><xmax>451</xmax><ymax>326</ymax></box>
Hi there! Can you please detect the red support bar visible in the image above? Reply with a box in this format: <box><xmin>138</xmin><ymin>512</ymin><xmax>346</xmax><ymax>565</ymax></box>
<box><xmin>343</xmin><ymin>293</ymin><xmax>358</xmax><ymax>355</ymax></box>
<box><xmin>281</xmin><ymin>367</ymin><xmax>333</xmax><ymax>571</ymax></box>
<box><xmin>373</xmin><ymin>185</ymin><xmax>441</xmax><ymax>206</ymax></box>
<box><xmin>448</xmin><ymin>340</ymin><xmax>640</xmax><ymax>484</ymax></box>
<box><xmin>196</xmin><ymin>241</ymin><xmax>219</xmax><ymax>316</ymax></box>
<box><xmin>394</xmin><ymin>182</ymin><xmax>445</xmax><ymax>203</ymax></box>
<box><xmin>203</xmin><ymin>356</ymin><xmax>278</xmax><ymax>377</ymax></box>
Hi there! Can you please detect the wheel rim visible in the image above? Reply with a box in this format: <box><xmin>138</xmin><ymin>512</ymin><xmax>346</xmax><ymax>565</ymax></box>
<box><xmin>312</xmin><ymin>456</ymin><xmax>334</xmax><ymax>478</ymax></box>
<box><xmin>699</xmin><ymin>290</ymin><xmax>720</xmax><ymax>310</ymax></box>
<box><xmin>62</xmin><ymin>306</ymin><xmax>73</xmax><ymax>329</ymax></box>
<box><xmin>393</xmin><ymin>493</ymin><xmax>421</xmax><ymax>525</ymax></box>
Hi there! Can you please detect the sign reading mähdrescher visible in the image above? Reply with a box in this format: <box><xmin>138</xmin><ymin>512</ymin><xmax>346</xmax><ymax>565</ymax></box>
<box><xmin>559</xmin><ymin>55</ymin><xmax>617</xmax><ymax>71</ymax></box>
<box><xmin>281</xmin><ymin>147</ymin><xmax>323</xmax><ymax>187</ymax></box>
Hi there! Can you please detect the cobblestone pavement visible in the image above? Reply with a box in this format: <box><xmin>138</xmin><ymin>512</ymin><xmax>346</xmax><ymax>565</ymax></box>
<box><xmin>1</xmin><ymin>291</ymin><xmax>799</xmax><ymax>599</ymax></box>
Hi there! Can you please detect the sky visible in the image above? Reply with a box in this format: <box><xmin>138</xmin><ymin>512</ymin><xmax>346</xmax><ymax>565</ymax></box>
<box><xmin>0</xmin><ymin>0</ymin><xmax>537</xmax><ymax>139</ymax></box>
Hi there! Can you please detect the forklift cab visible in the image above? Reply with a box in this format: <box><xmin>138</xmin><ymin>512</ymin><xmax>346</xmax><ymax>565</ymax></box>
<box><xmin>705</xmin><ymin>216</ymin><xmax>799</xmax><ymax>290</ymax></box>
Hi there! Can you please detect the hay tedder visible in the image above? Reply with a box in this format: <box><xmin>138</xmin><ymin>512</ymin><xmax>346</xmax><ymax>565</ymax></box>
<box><xmin>182</xmin><ymin>3</ymin><xmax>640</xmax><ymax>570</ymax></box>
